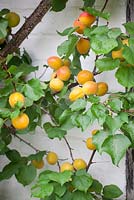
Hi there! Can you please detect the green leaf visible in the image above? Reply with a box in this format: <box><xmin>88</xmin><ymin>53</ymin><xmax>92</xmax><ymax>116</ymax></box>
<box><xmin>10</xmin><ymin>109</ymin><xmax>20</xmax><ymax>119</ymax></box>
<box><xmin>101</xmin><ymin>134</ymin><xmax>131</xmax><ymax>165</ymax></box>
<box><xmin>70</xmin><ymin>99</ymin><xmax>87</xmax><ymax>111</ymax></box>
<box><xmin>28</xmin><ymin>151</ymin><xmax>46</xmax><ymax>162</ymax></box>
<box><xmin>96</xmin><ymin>57</ymin><xmax>120</xmax><ymax>72</ymax></box>
<box><xmin>15</xmin><ymin>164</ymin><xmax>37</xmax><ymax>186</ymax></box>
<box><xmin>71</xmin><ymin>49</ymin><xmax>81</xmax><ymax>75</ymax></box>
<box><xmin>85</xmin><ymin>7</ymin><xmax>110</xmax><ymax>20</ymax></box>
<box><xmin>123</xmin><ymin>22</ymin><xmax>134</xmax><ymax>35</ymax></box>
<box><xmin>122</xmin><ymin>121</ymin><xmax>134</xmax><ymax>147</ymax></box>
<box><xmin>51</xmin><ymin>0</ymin><xmax>68</xmax><ymax>12</ymax></box>
<box><xmin>103</xmin><ymin>184</ymin><xmax>123</xmax><ymax>198</ymax></box>
<box><xmin>23</xmin><ymin>78</ymin><xmax>44</xmax><ymax>101</ymax></box>
<box><xmin>115</xmin><ymin>66</ymin><xmax>134</xmax><ymax>89</ymax></box>
<box><xmin>32</xmin><ymin>183</ymin><xmax>54</xmax><ymax>198</ymax></box>
<box><xmin>108</xmin><ymin>98</ymin><xmax>122</xmax><ymax>112</ymax></box>
<box><xmin>6</xmin><ymin>150</ymin><xmax>21</xmax><ymax>162</ymax></box>
<box><xmin>43</xmin><ymin>122</ymin><xmax>67</xmax><ymax>139</ymax></box>
<box><xmin>105</xmin><ymin>115</ymin><xmax>124</xmax><ymax>133</ymax></box>
<box><xmin>122</xmin><ymin>40</ymin><xmax>134</xmax><ymax>65</ymax></box>
<box><xmin>83</xmin><ymin>0</ymin><xmax>96</xmax><ymax>7</ymax></box>
<box><xmin>84</xmin><ymin>26</ymin><xmax>109</xmax><ymax>37</ymax></box>
<box><xmin>57</xmin><ymin>35</ymin><xmax>79</xmax><ymax>58</ymax></box>
<box><xmin>0</xmin><ymin>127</ymin><xmax>12</xmax><ymax>145</ymax></box>
<box><xmin>54</xmin><ymin>183</ymin><xmax>66</xmax><ymax>197</ymax></box>
<box><xmin>0</xmin><ymin>162</ymin><xmax>20</xmax><ymax>181</ymax></box>
<box><xmin>76</xmin><ymin>109</ymin><xmax>95</xmax><ymax>131</ymax></box>
<box><xmin>0</xmin><ymin>9</ymin><xmax>10</xmax><ymax>17</ymax></box>
<box><xmin>93</xmin><ymin>130</ymin><xmax>110</xmax><ymax>153</ymax></box>
<box><xmin>0</xmin><ymin>118</ymin><xmax>4</xmax><ymax>128</ymax></box>
<box><xmin>87</xmin><ymin>95</ymin><xmax>100</xmax><ymax>103</ymax></box>
<box><xmin>57</xmin><ymin>27</ymin><xmax>76</xmax><ymax>36</ymax></box>
<box><xmin>59</xmin><ymin>110</ymin><xmax>75</xmax><ymax>131</ymax></box>
<box><xmin>91</xmin><ymin>103</ymin><xmax>107</xmax><ymax>125</ymax></box>
<box><xmin>0</xmin><ymin>19</ymin><xmax>8</xmax><ymax>39</ymax></box>
<box><xmin>0</xmin><ymin>108</ymin><xmax>11</xmax><ymax>118</ymax></box>
<box><xmin>108</xmin><ymin>28</ymin><xmax>121</xmax><ymax>39</ymax></box>
<box><xmin>91</xmin><ymin>34</ymin><xmax>118</xmax><ymax>54</ymax></box>
<box><xmin>21</xmin><ymin>49</ymin><xmax>32</xmax><ymax>64</ymax></box>
<box><xmin>72</xmin><ymin>190</ymin><xmax>93</xmax><ymax>200</ymax></box>
<box><xmin>88</xmin><ymin>179</ymin><xmax>103</xmax><ymax>194</ymax></box>
<box><xmin>72</xmin><ymin>170</ymin><xmax>93</xmax><ymax>192</ymax></box>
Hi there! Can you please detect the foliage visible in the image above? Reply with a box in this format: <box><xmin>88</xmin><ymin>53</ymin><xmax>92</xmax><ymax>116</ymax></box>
<box><xmin>0</xmin><ymin>1</ymin><xmax>134</xmax><ymax>199</ymax></box>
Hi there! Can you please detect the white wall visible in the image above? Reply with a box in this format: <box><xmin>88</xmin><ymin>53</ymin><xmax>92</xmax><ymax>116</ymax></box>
<box><xmin>0</xmin><ymin>0</ymin><xmax>127</xmax><ymax>199</ymax></box>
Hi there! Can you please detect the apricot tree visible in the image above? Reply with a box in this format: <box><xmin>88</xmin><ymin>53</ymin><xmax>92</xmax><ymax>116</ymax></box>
<box><xmin>0</xmin><ymin>0</ymin><xmax>134</xmax><ymax>199</ymax></box>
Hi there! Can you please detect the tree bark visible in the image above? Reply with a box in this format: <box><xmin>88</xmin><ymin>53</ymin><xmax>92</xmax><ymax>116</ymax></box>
<box><xmin>126</xmin><ymin>2</ymin><xmax>134</xmax><ymax>200</ymax></box>
<box><xmin>0</xmin><ymin>0</ymin><xmax>51</xmax><ymax>58</ymax></box>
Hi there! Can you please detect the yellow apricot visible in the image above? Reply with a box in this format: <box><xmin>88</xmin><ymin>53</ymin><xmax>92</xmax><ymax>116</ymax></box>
<box><xmin>56</xmin><ymin>66</ymin><xmax>71</xmax><ymax>81</ymax></box>
<box><xmin>79</xmin><ymin>11</ymin><xmax>96</xmax><ymax>27</ymax></box>
<box><xmin>96</xmin><ymin>82</ymin><xmax>108</xmax><ymax>96</ymax></box>
<box><xmin>82</xmin><ymin>81</ymin><xmax>98</xmax><ymax>95</ymax></box>
<box><xmin>69</xmin><ymin>87</ymin><xmax>84</xmax><ymax>101</ymax></box>
<box><xmin>73</xmin><ymin>19</ymin><xmax>86</xmax><ymax>34</ymax></box>
<box><xmin>49</xmin><ymin>78</ymin><xmax>64</xmax><ymax>92</ymax></box>
<box><xmin>73</xmin><ymin>159</ymin><xmax>87</xmax><ymax>170</ymax></box>
<box><xmin>47</xmin><ymin>56</ymin><xmax>63</xmax><ymax>70</ymax></box>
<box><xmin>86</xmin><ymin>137</ymin><xmax>96</xmax><ymax>150</ymax></box>
<box><xmin>77</xmin><ymin>70</ymin><xmax>94</xmax><ymax>85</ymax></box>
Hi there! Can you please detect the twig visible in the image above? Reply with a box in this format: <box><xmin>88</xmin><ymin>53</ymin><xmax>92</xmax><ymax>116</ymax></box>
<box><xmin>57</xmin><ymin>160</ymin><xmax>61</xmax><ymax>172</ymax></box>
<box><xmin>0</xmin><ymin>0</ymin><xmax>51</xmax><ymax>58</ymax></box>
<box><xmin>64</xmin><ymin>136</ymin><xmax>74</xmax><ymax>162</ymax></box>
<box><xmin>86</xmin><ymin>150</ymin><xmax>96</xmax><ymax>171</ymax></box>
<box><xmin>101</xmin><ymin>0</ymin><xmax>109</xmax><ymax>12</ymax></box>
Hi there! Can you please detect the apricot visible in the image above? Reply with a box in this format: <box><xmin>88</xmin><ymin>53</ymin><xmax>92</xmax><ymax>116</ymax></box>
<box><xmin>5</xmin><ymin>12</ymin><xmax>20</xmax><ymax>27</ymax></box>
<box><xmin>77</xmin><ymin>70</ymin><xmax>94</xmax><ymax>85</ymax></box>
<box><xmin>60</xmin><ymin>162</ymin><xmax>74</xmax><ymax>172</ymax></box>
<box><xmin>76</xmin><ymin>38</ymin><xmax>90</xmax><ymax>55</ymax></box>
<box><xmin>82</xmin><ymin>81</ymin><xmax>98</xmax><ymax>95</ymax></box>
<box><xmin>47</xmin><ymin>56</ymin><xmax>63</xmax><ymax>70</ymax></box>
<box><xmin>96</xmin><ymin>82</ymin><xmax>108</xmax><ymax>96</ymax></box>
<box><xmin>79</xmin><ymin>11</ymin><xmax>96</xmax><ymax>27</ymax></box>
<box><xmin>56</xmin><ymin>66</ymin><xmax>71</xmax><ymax>81</ymax></box>
<box><xmin>73</xmin><ymin>19</ymin><xmax>86</xmax><ymax>34</ymax></box>
<box><xmin>112</xmin><ymin>49</ymin><xmax>124</xmax><ymax>60</ymax></box>
<box><xmin>69</xmin><ymin>87</ymin><xmax>84</xmax><ymax>101</ymax></box>
<box><xmin>73</xmin><ymin>159</ymin><xmax>87</xmax><ymax>170</ymax></box>
<box><xmin>62</xmin><ymin>58</ymin><xmax>71</xmax><ymax>67</ymax></box>
<box><xmin>49</xmin><ymin>78</ymin><xmax>64</xmax><ymax>92</ymax></box>
<box><xmin>86</xmin><ymin>137</ymin><xmax>96</xmax><ymax>150</ymax></box>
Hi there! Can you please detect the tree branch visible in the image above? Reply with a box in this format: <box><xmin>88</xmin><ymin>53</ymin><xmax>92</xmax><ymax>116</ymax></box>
<box><xmin>86</xmin><ymin>150</ymin><xmax>96</xmax><ymax>171</ymax></box>
<box><xmin>0</xmin><ymin>0</ymin><xmax>51</xmax><ymax>58</ymax></box>
<box><xmin>64</xmin><ymin>136</ymin><xmax>74</xmax><ymax>162</ymax></box>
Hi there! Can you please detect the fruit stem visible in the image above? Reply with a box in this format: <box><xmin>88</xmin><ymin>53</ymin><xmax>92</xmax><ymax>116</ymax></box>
<box><xmin>86</xmin><ymin>150</ymin><xmax>96</xmax><ymax>171</ymax></box>
<box><xmin>64</xmin><ymin>136</ymin><xmax>74</xmax><ymax>162</ymax></box>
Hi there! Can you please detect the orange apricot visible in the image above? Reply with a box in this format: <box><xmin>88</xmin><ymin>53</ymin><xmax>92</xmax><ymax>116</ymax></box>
<box><xmin>56</xmin><ymin>66</ymin><xmax>71</xmax><ymax>81</ymax></box>
<box><xmin>96</xmin><ymin>82</ymin><xmax>108</xmax><ymax>96</ymax></box>
<box><xmin>82</xmin><ymin>81</ymin><xmax>98</xmax><ymax>95</ymax></box>
<box><xmin>77</xmin><ymin>70</ymin><xmax>94</xmax><ymax>85</ymax></box>
<box><xmin>49</xmin><ymin>78</ymin><xmax>64</xmax><ymax>92</ymax></box>
<box><xmin>79</xmin><ymin>11</ymin><xmax>96</xmax><ymax>27</ymax></box>
<box><xmin>73</xmin><ymin>19</ymin><xmax>86</xmax><ymax>34</ymax></box>
<box><xmin>47</xmin><ymin>56</ymin><xmax>63</xmax><ymax>70</ymax></box>
<box><xmin>76</xmin><ymin>38</ymin><xmax>90</xmax><ymax>55</ymax></box>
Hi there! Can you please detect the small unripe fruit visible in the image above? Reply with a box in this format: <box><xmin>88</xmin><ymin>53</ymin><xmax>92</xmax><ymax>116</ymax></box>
<box><xmin>73</xmin><ymin>19</ymin><xmax>86</xmax><ymax>34</ymax></box>
<box><xmin>32</xmin><ymin>160</ymin><xmax>44</xmax><ymax>169</ymax></box>
<box><xmin>82</xmin><ymin>81</ymin><xmax>98</xmax><ymax>95</ymax></box>
<box><xmin>47</xmin><ymin>56</ymin><xmax>63</xmax><ymax>70</ymax></box>
<box><xmin>76</xmin><ymin>38</ymin><xmax>90</xmax><ymax>55</ymax></box>
<box><xmin>86</xmin><ymin>137</ymin><xmax>96</xmax><ymax>150</ymax></box>
<box><xmin>60</xmin><ymin>162</ymin><xmax>74</xmax><ymax>172</ymax></box>
<box><xmin>79</xmin><ymin>11</ymin><xmax>96</xmax><ymax>27</ymax></box>
<box><xmin>77</xmin><ymin>70</ymin><xmax>94</xmax><ymax>85</ymax></box>
<box><xmin>46</xmin><ymin>152</ymin><xmax>58</xmax><ymax>165</ymax></box>
<box><xmin>49</xmin><ymin>78</ymin><xmax>64</xmax><ymax>92</ymax></box>
<box><xmin>69</xmin><ymin>87</ymin><xmax>84</xmax><ymax>101</ymax></box>
<box><xmin>96</xmin><ymin>82</ymin><xmax>108</xmax><ymax>96</ymax></box>
<box><xmin>56</xmin><ymin>66</ymin><xmax>71</xmax><ymax>81</ymax></box>
<box><xmin>73</xmin><ymin>159</ymin><xmax>87</xmax><ymax>170</ymax></box>
<box><xmin>5</xmin><ymin>12</ymin><xmax>20</xmax><ymax>27</ymax></box>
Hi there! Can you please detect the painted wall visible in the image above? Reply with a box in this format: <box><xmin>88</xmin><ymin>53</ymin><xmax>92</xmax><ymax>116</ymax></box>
<box><xmin>0</xmin><ymin>0</ymin><xmax>127</xmax><ymax>199</ymax></box>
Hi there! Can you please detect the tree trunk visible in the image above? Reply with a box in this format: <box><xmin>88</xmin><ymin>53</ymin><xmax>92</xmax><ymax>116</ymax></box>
<box><xmin>126</xmin><ymin>1</ymin><xmax>134</xmax><ymax>199</ymax></box>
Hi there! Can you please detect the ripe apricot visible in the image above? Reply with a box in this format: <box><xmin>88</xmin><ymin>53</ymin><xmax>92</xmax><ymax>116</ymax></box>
<box><xmin>76</xmin><ymin>38</ymin><xmax>90</xmax><ymax>55</ymax></box>
<box><xmin>5</xmin><ymin>12</ymin><xmax>20</xmax><ymax>27</ymax></box>
<box><xmin>82</xmin><ymin>81</ymin><xmax>98</xmax><ymax>95</ymax></box>
<box><xmin>32</xmin><ymin>160</ymin><xmax>44</xmax><ymax>169</ymax></box>
<box><xmin>9</xmin><ymin>92</ymin><xmax>25</xmax><ymax>108</ymax></box>
<box><xmin>73</xmin><ymin>19</ymin><xmax>86</xmax><ymax>34</ymax></box>
<box><xmin>49</xmin><ymin>78</ymin><xmax>64</xmax><ymax>92</ymax></box>
<box><xmin>86</xmin><ymin>137</ymin><xmax>96</xmax><ymax>150</ymax></box>
<box><xmin>96</xmin><ymin>82</ymin><xmax>108</xmax><ymax>96</ymax></box>
<box><xmin>11</xmin><ymin>113</ymin><xmax>29</xmax><ymax>130</ymax></box>
<box><xmin>46</xmin><ymin>152</ymin><xmax>58</xmax><ymax>165</ymax></box>
<box><xmin>91</xmin><ymin>129</ymin><xmax>98</xmax><ymax>135</ymax></box>
<box><xmin>47</xmin><ymin>56</ymin><xmax>63</xmax><ymax>70</ymax></box>
<box><xmin>112</xmin><ymin>48</ymin><xmax>124</xmax><ymax>60</ymax></box>
<box><xmin>73</xmin><ymin>159</ymin><xmax>87</xmax><ymax>170</ymax></box>
<box><xmin>69</xmin><ymin>87</ymin><xmax>84</xmax><ymax>101</ymax></box>
<box><xmin>60</xmin><ymin>162</ymin><xmax>74</xmax><ymax>172</ymax></box>
<box><xmin>62</xmin><ymin>58</ymin><xmax>71</xmax><ymax>67</ymax></box>
<box><xmin>79</xmin><ymin>11</ymin><xmax>96</xmax><ymax>27</ymax></box>
<box><xmin>56</xmin><ymin>66</ymin><xmax>71</xmax><ymax>81</ymax></box>
<box><xmin>77</xmin><ymin>70</ymin><xmax>94</xmax><ymax>85</ymax></box>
